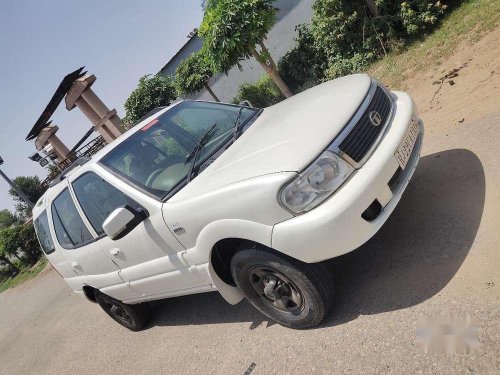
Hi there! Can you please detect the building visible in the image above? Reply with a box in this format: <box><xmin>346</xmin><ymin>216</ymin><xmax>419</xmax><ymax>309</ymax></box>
<box><xmin>158</xmin><ymin>0</ymin><xmax>313</xmax><ymax>103</ymax></box>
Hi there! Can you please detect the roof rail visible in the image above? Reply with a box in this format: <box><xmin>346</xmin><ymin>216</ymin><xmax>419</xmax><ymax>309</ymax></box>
<box><xmin>48</xmin><ymin>157</ymin><xmax>91</xmax><ymax>188</ymax></box>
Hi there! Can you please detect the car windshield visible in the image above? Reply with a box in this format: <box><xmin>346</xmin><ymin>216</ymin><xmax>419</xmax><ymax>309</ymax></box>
<box><xmin>100</xmin><ymin>101</ymin><xmax>257</xmax><ymax>198</ymax></box>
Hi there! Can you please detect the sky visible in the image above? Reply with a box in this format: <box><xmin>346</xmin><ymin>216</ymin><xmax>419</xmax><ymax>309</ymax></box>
<box><xmin>0</xmin><ymin>0</ymin><xmax>204</xmax><ymax>211</ymax></box>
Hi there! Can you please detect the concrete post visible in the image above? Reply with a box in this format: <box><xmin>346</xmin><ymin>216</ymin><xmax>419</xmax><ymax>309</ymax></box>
<box><xmin>48</xmin><ymin>133</ymin><xmax>70</xmax><ymax>161</ymax></box>
<box><xmin>35</xmin><ymin>125</ymin><xmax>70</xmax><ymax>162</ymax></box>
<box><xmin>65</xmin><ymin>75</ymin><xmax>124</xmax><ymax>144</ymax></box>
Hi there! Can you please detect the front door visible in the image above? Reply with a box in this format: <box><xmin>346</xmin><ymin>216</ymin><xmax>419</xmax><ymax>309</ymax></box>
<box><xmin>49</xmin><ymin>184</ymin><xmax>122</xmax><ymax>291</ymax></box>
<box><xmin>69</xmin><ymin>169</ymin><xmax>204</xmax><ymax>301</ymax></box>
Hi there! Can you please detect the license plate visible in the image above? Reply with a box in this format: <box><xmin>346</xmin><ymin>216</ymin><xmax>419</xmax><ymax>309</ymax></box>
<box><xmin>394</xmin><ymin>120</ymin><xmax>420</xmax><ymax>169</ymax></box>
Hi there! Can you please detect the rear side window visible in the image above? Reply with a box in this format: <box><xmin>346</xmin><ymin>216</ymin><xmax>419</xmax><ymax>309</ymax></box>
<box><xmin>72</xmin><ymin>172</ymin><xmax>139</xmax><ymax>235</ymax></box>
<box><xmin>52</xmin><ymin>189</ymin><xmax>94</xmax><ymax>249</ymax></box>
<box><xmin>33</xmin><ymin>211</ymin><xmax>55</xmax><ymax>255</ymax></box>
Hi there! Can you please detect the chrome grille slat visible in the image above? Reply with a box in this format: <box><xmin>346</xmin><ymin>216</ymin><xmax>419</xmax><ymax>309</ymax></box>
<box><xmin>338</xmin><ymin>85</ymin><xmax>392</xmax><ymax>163</ymax></box>
<box><xmin>353</xmin><ymin>122</ymin><xmax>379</xmax><ymax>160</ymax></box>
<box><xmin>343</xmin><ymin>91</ymin><xmax>383</xmax><ymax>151</ymax></box>
<box><xmin>351</xmin><ymin>121</ymin><xmax>374</xmax><ymax>160</ymax></box>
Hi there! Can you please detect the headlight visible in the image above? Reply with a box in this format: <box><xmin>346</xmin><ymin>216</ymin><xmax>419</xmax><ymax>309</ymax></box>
<box><xmin>280</xmin><ymin>151</ymin><xmax>354</xmax><ymax>214</ymax></box>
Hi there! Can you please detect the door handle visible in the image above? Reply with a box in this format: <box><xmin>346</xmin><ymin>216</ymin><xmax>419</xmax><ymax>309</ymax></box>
<box><xmin>110</xmin><ymin>248</ymin><xmax>121</xmax><ymax>256</ymax></box>
<box><xmin>71</xmin><ymin>261</ymin><xmax>82</xmax><ymax>273</ymax></box>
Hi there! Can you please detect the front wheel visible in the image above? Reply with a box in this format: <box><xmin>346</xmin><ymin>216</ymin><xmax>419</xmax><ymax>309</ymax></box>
<box><xmin>230</xmin><ymin>246</ymin><xmax>334</xmax><ymax>329</ymax></box>
<box><xmin>95</xmin><ymin>292</ymin><xmax>151</xmax><ymax>331</ymax></box>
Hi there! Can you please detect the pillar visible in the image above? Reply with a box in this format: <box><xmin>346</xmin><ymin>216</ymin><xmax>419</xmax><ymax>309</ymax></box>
<box><xmin>65</xmin><ymin>75</ymin><xmax>124</xmax><ymax>144</ymax></box>
<box><xmin>35</xmin><ymin>125</ymin><xmax>70</xmax><ymax>162</ymax></box>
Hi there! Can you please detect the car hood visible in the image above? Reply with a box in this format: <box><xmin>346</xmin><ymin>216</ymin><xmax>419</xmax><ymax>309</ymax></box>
<box><xmin>169</xmin><ymin>74</ymin><xmax>371</xmax><ymax>202</ymax></box>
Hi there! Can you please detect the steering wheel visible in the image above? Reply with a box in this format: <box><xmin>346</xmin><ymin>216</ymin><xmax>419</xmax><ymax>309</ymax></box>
<box><xmin>145</xmin><ymin>169</ymin><xmax>165</xmax><ymax>187</ymax></box>
<box><xmin>145</xmin><ymin>155</ymin><xmax>185</xmax><ymax>188</ymax></box>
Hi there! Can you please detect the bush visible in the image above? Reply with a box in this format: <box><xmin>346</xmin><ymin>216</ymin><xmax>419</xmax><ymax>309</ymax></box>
<box><xmin>391</xmin><ymin>1</ymin><xmax>448</xmax><ymax>35</ymax></box>
<box><xmin>124</xmin><ymin>75</ymin><xmax>177</xmax><ymax>125</ymax></box>
<box><xmin>278</xmin><ymin>1</ymin><xmax>447</xmax><ymax>84</ymax></box>
<box><xmin>278</xmin><ymin>24</ymin><xmax>326</xmax><ymax>92</ymax></box>
<box><xmin>0</xmin><ymin>224</ymin><xmax>42</xmax><ymax>266</ymax></box>
<box><xmin>17</xmin><ymin>224</ymin><xmax>42</xmax><ymax>264</ymax></box>
<box><xmin>313</xmin><ymin>0</ymin><xmax>447</xmax><ymax>80</ymax></box>
<box><xmin>311</xmin><ymin>0</ymin><xmax>375</xmax><ymax>79</ymax></box>
<box><xmin>232</xmin><ymin>75</ymin><xmax>285</xmax><ymax>108</ymax></box>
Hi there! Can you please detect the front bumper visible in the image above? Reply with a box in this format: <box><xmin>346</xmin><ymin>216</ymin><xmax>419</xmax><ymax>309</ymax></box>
<box><xmin>271</xmin><ymin>91</ymin><xmax>423</xmax><ymax>263</ymax></box>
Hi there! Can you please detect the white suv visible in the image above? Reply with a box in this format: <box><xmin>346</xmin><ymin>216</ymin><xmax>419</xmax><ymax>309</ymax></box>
<box><xmin>33</xmin><ymin>74</ymin><xmax>423</xmax><ymax>330</ymax></box>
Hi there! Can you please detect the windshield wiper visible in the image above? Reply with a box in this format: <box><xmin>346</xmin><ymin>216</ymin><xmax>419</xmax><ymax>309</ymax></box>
<box><xmin>184</xmin><ymin>123</ymin><xmax>218</xmax><ymax>182</ymax></box>
<box><xmin>183</xmin><ymin>108</ymin><xmax>246</xmax><ymax>183</ymax></box>
<box><xmin>231</xmin><ymin>107</ymin><xmax>245</xmax><ymax>142</ymax></box>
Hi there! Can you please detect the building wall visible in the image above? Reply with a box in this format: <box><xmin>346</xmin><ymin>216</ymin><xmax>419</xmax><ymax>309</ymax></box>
<box><xmin>159</xmin><ymin>0</ymin><xmax>314</xmax><ymax>104</ymax></box>
<box><xmin>159</xmin><ymin>36</ymin><xmax>203</xmax><ymax>76</ymax></box>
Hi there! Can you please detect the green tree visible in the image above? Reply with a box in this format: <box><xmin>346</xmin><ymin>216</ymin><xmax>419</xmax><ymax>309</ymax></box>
<box><xmin>0</xmin><ymin>227</ymin><xmax>22</xmax><ymax>262</ymax></box>
<box><xmin>199</xmin><ymin>0</ymin><xmax>293</xmax><ymax>98</ymax></box>
<box><xmin>175</xmin><ymin>51</ymin><xmax>220</xmax><ymax>101</ymax></box>
<box><xmin>16</xmin><ymin>224</ymin><xmax>42</xmax><ymax>264</ymax></box>
<box><xmin>0</xmin><ymin>209</ymin><xmax>17</xmax><ymax>229</ymax></box>
<box><xmin>0</xmin><ymin>230</ymin><xmax>19</xmax><ymax>276</ymax></box>
<box><xmin>8</xmin><ymin>176</ymin><xmax>44</xmax><ymax>220</ymax></box>
<box><xmin>124</xmin><ymin>74</ymin><xmax>177</xmax><ymax>124</ymax></box>
<box><xmin>0</xmin><ymin>224</ymin><xmax>41</xmax><ymax>266</ymax></box>
<box><xmin>0</xmin><ymin>252</ymin><xmax>19</xmax><ymax>276</ymax></box>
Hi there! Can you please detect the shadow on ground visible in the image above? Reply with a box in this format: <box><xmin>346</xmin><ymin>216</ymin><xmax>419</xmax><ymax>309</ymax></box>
<box><xmin>148</xmin><ymin>149</ymin><xmax>485</xmax><ymax>330</ymax></box>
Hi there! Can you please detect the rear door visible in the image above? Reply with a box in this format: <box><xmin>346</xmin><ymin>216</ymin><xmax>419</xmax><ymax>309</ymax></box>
<box><xmin>33</xmin><ymin>209</ymin><xmax>71</xmax><ymax>277</ymax></box>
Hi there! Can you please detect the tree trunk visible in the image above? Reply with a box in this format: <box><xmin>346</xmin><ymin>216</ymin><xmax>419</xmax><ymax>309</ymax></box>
<box><xmin>364</xmin><ymin>0</ymin><xmax>378</xmax><ymax>17</ymax></box>
<box><xmin>252</xmin><ymin>42</ymin><xmax>293</xmax><ymax>98</ymax></box>
<box><xmin>204</xmin><ymin>83</ymin><xmax>220</xmax><ymax>102</ymax></box>
<box><xmin>11</xmin><ymin>252</ymin><xmax>22</xmax><ymax>261</ymax></box>
<box><xmin>0</xmin><ymin>255</ymin><xmax>19</xmax><ymax>274</ymax></box>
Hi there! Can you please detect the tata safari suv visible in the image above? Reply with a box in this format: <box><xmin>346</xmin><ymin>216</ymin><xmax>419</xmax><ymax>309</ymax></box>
<box><xmin>33</xmin><ymin>74</ymin><xmax>423</xmax><ymax>330</ymax></box>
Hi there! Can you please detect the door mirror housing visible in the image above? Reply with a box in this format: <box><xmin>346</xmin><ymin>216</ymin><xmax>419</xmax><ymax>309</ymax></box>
<box><xmin>102</xmin><ymin>205</ymin><xmax>149</xmax><ymax>240</ymax></box>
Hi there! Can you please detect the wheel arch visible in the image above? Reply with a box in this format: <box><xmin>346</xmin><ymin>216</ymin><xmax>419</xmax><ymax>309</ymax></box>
<box><xmin>194</xmin><ymin>219</ymin><xmax>274</xmax><ymax>304</ymax></box>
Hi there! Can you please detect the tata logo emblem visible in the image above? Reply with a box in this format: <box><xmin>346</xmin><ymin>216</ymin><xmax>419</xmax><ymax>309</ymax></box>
<box><xmin>369</xmin><ymin>111</ymin><xmax>382</xmax><ymax>127</ymax></box>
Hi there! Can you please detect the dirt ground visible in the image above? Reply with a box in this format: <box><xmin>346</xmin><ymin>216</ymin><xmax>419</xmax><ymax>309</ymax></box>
<box><xmin>0</xmin><ymin>27</ymin><xmax>499</xmax><ymax>375</ymax></box>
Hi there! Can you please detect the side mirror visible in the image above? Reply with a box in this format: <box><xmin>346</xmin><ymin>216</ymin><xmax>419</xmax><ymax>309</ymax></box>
<box><xmin>102</xmin><ymin>205</ymin><xmax>149</xmax><ymax>240</ymax></box>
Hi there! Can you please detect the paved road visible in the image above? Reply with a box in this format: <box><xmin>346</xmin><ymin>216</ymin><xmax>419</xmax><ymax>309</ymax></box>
<box><xmin>1</xmin><ymin>109</ymin><xmax>499</xmax><ymax>374</ymax></box>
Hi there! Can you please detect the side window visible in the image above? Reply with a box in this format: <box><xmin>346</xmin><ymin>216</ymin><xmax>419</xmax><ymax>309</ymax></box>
<box><xmin>52</xmin><ymin>189</ymin><xmax>94</xmax><ymax>249</ymax></box>
<box><xmin>72</xmin><ymin>172</ymin><xmax>140</xmax><ymax>235</ymax></box>
<box><xmin>33</xmin><ymin>211</ymin><xmax>55</xmax><ymax>255</ymax></box>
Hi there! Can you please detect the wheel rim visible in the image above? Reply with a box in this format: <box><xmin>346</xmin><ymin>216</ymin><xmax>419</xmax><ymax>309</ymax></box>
<box><xmin>248</xmin><ymin>266</ymin><xmax>304</xmax><ymax>313</ymax></box>
<box><xmin>101</xmin><ymin>296</ymin><xmax>133</xmax><ymax>326</ymax></box>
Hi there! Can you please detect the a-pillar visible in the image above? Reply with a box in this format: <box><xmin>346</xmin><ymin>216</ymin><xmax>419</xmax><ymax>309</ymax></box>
<box><xmin>65</xmin><ymin>75</ymin><xmax>124</xmax><ymax>143</ymax></box>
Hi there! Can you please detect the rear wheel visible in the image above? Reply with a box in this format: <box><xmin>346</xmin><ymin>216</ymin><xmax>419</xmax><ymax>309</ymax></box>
<box><xmin>95</xmin><ymin>292</ymin><xmax>151</xmax><ymax>331</ymax></box>
<box><xmin>230</xmin><ymin>246</ymin><xmax>334</xmax><ymax>329</ymax></box>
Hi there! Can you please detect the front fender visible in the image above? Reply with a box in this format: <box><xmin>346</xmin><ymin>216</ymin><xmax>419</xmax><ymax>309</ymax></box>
<box><xmin>163</xmin><ymin>172</ymin><xmax>295</xmax><ymax>304</ymax></box>
<box><xmin>183</xmin><ymin>219</ymin><xmax>274</xmax><ymax>304</ymax></box>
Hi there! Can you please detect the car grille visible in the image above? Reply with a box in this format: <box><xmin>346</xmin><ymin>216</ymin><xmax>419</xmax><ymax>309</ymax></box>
<box><xmin>338</xmin><ymin>85</ymin><xmax>393</xmax><ymax>163</ymax></box>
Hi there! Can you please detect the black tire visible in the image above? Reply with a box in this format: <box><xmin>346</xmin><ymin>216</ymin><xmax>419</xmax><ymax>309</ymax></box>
<box><xmin>231</xmin><ymin>246</ymin><xmax>334</xmax><ymax>329</ymax></box>
<box><xmin>95</xmin><ymin>292</ymin><xmax>151</xmax><ymax>331</ymax></box>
